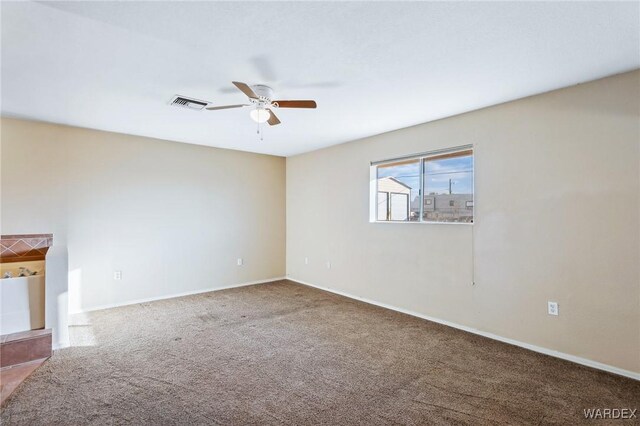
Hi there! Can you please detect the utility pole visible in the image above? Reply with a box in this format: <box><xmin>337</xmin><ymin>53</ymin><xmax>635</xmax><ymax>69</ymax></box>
<box><xmin>449</xmin><ymin>179</ymin><xmax>453</xmax><ymax>194</ymax></box>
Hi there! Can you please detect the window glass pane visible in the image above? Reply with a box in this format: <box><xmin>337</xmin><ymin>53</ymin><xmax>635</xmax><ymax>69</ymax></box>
<box><xmin>422</xmin><ymin>151</ymin><xmax>473</xmax><ymax>223</ymax></box>
<box><xmin>390</xmin><ymin>193</ymin><xmax>409</xmax><ymax>221</ymax></box>
<box><xmin>376</xmin><ymin>159</ymin><xmax>420</xmax><ymax>221</ymax></box>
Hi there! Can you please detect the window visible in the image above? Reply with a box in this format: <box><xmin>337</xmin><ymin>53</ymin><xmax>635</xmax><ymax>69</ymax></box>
<box><xmin>375</xmin><ymin>159</ymin><xmax>420</xmax><ymax>221</ymax></box>
<box><xmin>371</xmin><ymin>147</ymin><xmax>473</xmax><ymax>224</ymax></box>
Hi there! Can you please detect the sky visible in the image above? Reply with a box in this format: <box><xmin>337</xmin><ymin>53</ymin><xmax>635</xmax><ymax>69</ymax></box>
<box><xmin>377</xmin><ymin>155</ymin><xmax>473</xmax><ymax>199</ymax></box>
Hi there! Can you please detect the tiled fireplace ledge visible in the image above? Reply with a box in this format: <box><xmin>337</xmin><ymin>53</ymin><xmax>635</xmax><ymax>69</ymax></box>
<box><xmin>0</xmin><ymin>234</ymin><xmax>53</xmax><ymax>263</ymax></box>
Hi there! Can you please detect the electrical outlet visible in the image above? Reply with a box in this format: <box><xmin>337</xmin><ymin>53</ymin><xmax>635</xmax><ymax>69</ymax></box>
<box><xmin>304</xmin><ymin>257</ymin><xmax>309</xmax><ymax>265</ymax></box>
<box><xmin>548</xmin><ymin>301</ymin><xmax>559</xmax><ymax>316</ymax></box>
<box><xmin>237</xmin><ymin>258</ymin><xmax>243</xmax><ymax>266</ymax></box>
<box><xmin>326</xmin><ymin>261</ymin><xmax>331</xmax><ymax>269</ymax></box>
<box><xmin>113</xmin><ymin>270</ymin><xmax>122</xmax><ymax>281</ymax></box>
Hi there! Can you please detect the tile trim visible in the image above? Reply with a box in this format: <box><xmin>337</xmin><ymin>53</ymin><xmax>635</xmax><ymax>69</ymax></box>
<box><xmin>0</xmin><ymin>234</ymin><xmax>53</xmax><ymax>263</ymax></box>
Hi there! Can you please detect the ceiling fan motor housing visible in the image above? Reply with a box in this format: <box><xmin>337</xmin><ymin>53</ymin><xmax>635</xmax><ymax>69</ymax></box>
<box><xmin>250</xmin><ymin>85</ymin><xmax>274</xmax><ymax>106</ymax></box>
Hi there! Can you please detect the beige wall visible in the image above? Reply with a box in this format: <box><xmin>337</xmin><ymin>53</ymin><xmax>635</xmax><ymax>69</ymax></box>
<box><xmin>2</xmin><ymin>71</ymin><xmax>638</xmax><ymax>375</ymax></box>
<box><xmin>1</xmin><ymin>118</ymin><xmax>286</xmax><ymax>312</ymax></box>
<box><xmin>286</xmin><ymin>71</ymin><xmax>640</xmax><ymax>374</ymax></box>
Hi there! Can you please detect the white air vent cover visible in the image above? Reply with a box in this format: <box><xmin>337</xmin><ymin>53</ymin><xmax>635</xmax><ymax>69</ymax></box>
<box><xmin>169</xmin><ymin>95</ymin><xmax>209</xmax><ymax>111</ymax></box>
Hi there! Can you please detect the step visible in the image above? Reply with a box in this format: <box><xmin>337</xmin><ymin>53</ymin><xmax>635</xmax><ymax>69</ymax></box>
<box><xmin>0</xmin><ymin>329</ymin><xmax>52</xmax><ymax>369</ymax></box>
<box><xmin>0</xmin><ymin>358</ymin><xmax>47</xmax><ymax>405</ymax></box>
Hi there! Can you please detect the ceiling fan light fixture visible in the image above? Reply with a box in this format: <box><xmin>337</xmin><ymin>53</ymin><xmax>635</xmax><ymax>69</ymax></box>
<box><xmin>250</xmin><ymin>108</ymin><xmax>271</xmax><ymax>123</ymax></box>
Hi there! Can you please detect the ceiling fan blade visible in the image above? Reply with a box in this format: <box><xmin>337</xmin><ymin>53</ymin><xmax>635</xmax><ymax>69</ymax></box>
<box><xmin>267</xmin><ymin>109</ymin><xmax>281</xmax><ymax>126</ymax></box>
<box><xmin>205</xmin><ymin>104</ymin><xmax>248</xmax><ymax>111</ymax></box>
<box><xmin>232</xmin><ymin>81</ymin><xmax>258</xmax><ymax>99</ymax></box>
<box><xmin>273</xmin><ymin>100</ymin><xmax>317</xmax><ymax>109</ymax></box>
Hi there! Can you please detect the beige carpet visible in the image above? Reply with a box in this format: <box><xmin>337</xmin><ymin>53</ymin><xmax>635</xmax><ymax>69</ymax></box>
<box><xmin>1</xmin><ymin>280</ymin><xmax>638</xmax><ymax>425</ymax></box>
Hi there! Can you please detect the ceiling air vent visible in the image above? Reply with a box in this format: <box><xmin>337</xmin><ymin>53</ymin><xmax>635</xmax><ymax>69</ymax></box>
<box><xmin>169</xmin><ymin>95</ymin><xmax>209</xmax><ymax>111</ymax></box>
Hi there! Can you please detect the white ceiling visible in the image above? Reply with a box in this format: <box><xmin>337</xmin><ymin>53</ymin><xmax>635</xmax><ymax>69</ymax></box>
<box><xmin>2</xmin><ymin>1</ymin><xmax>638</xmax><ymax>156</ymax></box>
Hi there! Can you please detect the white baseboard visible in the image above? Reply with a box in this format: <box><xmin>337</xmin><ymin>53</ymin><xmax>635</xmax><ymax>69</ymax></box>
<box><xmin>287</xmin><ymin>277</ymin><xmax>640</xmax><ymax>381</ymax></box>
<box><xmin>69</xmin><ymin>277</ymin><xmax>285</xmax><ymax>315</ymax></box>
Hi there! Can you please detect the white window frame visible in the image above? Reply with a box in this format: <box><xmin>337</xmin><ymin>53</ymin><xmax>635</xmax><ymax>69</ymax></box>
<box><xmin>369</xmin><ymin>145</ymin><xmax>474</xmax><ymax>225</ymax></box>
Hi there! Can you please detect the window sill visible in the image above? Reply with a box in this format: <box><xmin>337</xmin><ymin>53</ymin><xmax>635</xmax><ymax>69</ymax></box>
<box><xmin>370</xmin><ymin>220</ymin><xmax>474</xmax><ymax>226</ymax></box>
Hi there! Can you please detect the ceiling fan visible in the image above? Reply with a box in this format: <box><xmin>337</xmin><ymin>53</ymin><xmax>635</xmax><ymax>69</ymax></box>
<box><xmin>206</xmin><ymin>81</ymin><xmax>317</xmax><ymax>126</ymax></box>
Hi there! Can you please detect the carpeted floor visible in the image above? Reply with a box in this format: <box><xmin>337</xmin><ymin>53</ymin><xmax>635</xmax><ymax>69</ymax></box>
<box><xmin>1</xmin><ymin>280</ymin><xmax>638</xmax><ymax>425</ymax></box>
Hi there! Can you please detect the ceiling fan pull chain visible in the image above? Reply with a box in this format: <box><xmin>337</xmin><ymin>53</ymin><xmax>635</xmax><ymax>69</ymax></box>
<box><xmin>256</xmin><ymin>120</ymin><xmax>264</xmax><ymax>141</ymax></box>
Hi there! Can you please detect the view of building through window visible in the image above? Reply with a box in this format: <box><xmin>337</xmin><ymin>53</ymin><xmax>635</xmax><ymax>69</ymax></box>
<box><xmin>423</xmin><ymin>150</ymin><xmax>473</xmax><ymax>223</ymax></box>
<box><xmin>374</xmin><ymin>148</ymin><xmax>473</xmax><ymax>223</ymax></box>
<box><xmin>376</xmin><ymin>159</ymin><xmax>420</xmax><ymax>221</ymax></box>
